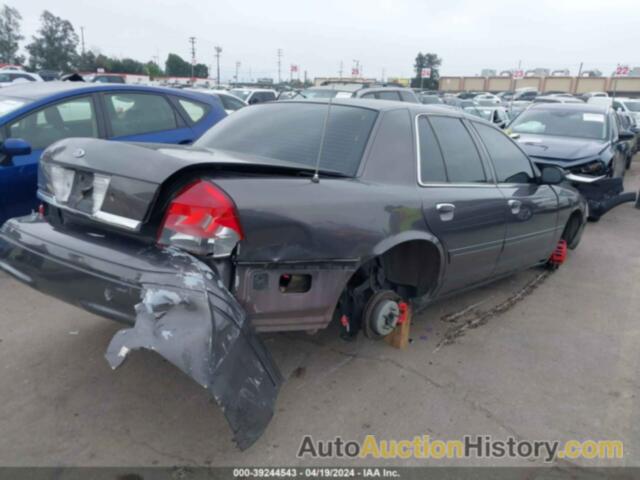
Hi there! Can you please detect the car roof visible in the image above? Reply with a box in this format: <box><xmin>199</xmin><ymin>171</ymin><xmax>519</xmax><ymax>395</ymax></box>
<box><xmin>527</xmin><ymin>102</ymin><xmax>610</xmax><ymax>113</ymax></box>
<box><xmin>357</xmin><ymin>86</ymin><xmax>414</xmax><ymax>93</ymax></box>
<box><xmin>279</xmin><ymin>98</ymin><xmax>477</xmax><ymax>119</ymax></box>
<box><xmin>230</xmin><ymin>88</ymin><xmax>275</xmax><ymax>92</ymax></box>
<box><xmin>0</xmin><ymin>81</ymin><xmax>205</xmax><ymax>101</ymax></box>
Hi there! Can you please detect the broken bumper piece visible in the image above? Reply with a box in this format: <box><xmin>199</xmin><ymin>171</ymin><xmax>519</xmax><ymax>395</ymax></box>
<box><xmin>0</xmin><ymin>215</ymin><xmax>282</xmax><ymax>450</ymax></box>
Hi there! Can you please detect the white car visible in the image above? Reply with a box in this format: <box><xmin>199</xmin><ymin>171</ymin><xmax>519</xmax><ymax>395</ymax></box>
<box><xmin>185</xmin><ymin>88</ymin><xmax>248</xmax><ymax>114</ymax></box>
<box><xmin>0</xmin><ymin>69</ymin><xmax>43</xmax><ymax>88</ymax></box>
<box><xmin>473</xmin><ymin>93</ymin><xmax>501</xmax><ymax>105</ymax></box>
<box><xmin>229</xmin><ymin>88</ymin><xmax>277</xmax><ymax>105</ymax></box>
<box><xmin>611</xmin><ymin>97</ymin><xmax>640</xmax><ymax>124</ymax></box>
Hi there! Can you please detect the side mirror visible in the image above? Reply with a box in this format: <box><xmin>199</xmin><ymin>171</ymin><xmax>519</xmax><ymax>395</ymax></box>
<box><xmin>248</xmin><ymin>98</ymin><xmax>259</xmax><ymax>105</ymax></box>
<box><xmin>618</xmin><ymin>130</ymin><xmax>634</xmax><ymax>141</ymax></box>
<box><xmin>539</xmin><ymin>165</ymin><xmax>565</xmax><ymax>185</ymax></box>
<box><xmin>0</xmin><ymin>138</ymin><xmax>31</xmax><ymax>165</ymax></box>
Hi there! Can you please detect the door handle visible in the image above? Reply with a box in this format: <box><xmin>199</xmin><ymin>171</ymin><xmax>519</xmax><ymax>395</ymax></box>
<box><xmin>508</xmin><ymin>199</ymin><xmax>522</xmax><ymax>215</ymax></box>
<box><xmin>436</xmin><ymin>203</ymin><xmax>455</xmax><ymax>222</ymax></box>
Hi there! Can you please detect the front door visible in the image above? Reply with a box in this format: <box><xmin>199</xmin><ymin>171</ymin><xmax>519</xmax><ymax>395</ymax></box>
<box><xmin>471</xmin><ymin>121</ymin><xmax>559</xmax><ymax>274</ymax></box>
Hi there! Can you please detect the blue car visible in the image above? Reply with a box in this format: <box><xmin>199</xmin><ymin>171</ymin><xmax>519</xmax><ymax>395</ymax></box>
<box><xmin>0</xmin><ymin>82</ymin><xmax>226</xmax><ymax>224</ymax></box>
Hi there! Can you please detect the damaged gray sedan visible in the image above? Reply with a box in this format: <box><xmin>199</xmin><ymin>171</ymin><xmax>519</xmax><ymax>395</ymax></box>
<box><xmin>0</xmin><ymin>99</ymin><xmax>587</xmax><ymax>449</ymax></box>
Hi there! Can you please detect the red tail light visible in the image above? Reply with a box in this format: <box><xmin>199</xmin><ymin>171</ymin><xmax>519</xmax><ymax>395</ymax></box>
<box><xmin>158</xmin><ymin>180</ymin><xmax>243</xmax><ymax>257</ymax></box>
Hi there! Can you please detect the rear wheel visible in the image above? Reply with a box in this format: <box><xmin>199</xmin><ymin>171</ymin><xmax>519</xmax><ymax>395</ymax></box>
<box><xmin>362</xmin><ymin>290</ymin><xmax>408</xmax><ymax>339</ymax></box>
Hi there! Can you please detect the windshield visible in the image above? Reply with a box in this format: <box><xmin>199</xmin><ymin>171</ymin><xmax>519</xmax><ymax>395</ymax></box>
<box><xmin>0</xmin><ymin>96</ymin><xmax>28</xmax><ymax>116</ymax></box>
<box><xmin>420</xmin><ymin>96</ymin><xmax>442</xmax><ymax>104</ymax></box>
<box><xmin>230</xmin><ymin>89</ymin><xmax>251</xmax><ymax>101</ymax></box>
<box><xmin>195</xmin><ymin>102</ymin><xmax>378</xmax><ymax>176</ymax></box>
<box><xmin>625</xmin><ymin>101</ymin><xmax>640</xmax><ymax>112</ymax></box>
<box><xmin>464</xmin><ymin>106</ymin><xmax>491</xmax><ymax>120</ymax></box>
<box><xmin>301</xmin><ymin>89</ymin><xmax>340</xmax><ymax>99</ymax></box>
<box><xmin>510</xmin><ymin>108</ymin><xmax>607</xmax><ymax>140</ymax></box>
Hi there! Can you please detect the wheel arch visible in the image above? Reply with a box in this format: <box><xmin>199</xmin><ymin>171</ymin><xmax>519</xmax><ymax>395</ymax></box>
<box><xmin>370</xmin><ymin>230</ymin><xmax>446</xmax><ymax>298</ymax></box>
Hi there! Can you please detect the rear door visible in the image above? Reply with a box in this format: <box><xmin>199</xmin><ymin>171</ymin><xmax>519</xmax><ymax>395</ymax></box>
<box><xmin>471</xmin><ymin>121</ymin><xmax>559</xmax><ymax>274</ymax></box>
<box><xmin>101</xmin><ymin>91</ymin><xmax>195</xmax><ymax>144</ymax></box>
<box><xmin>1</xmin><ymin>95</ymin><xmax>100</xmax><ymax>221</ymax></box>
<box><xmin>418</xmin><ymin>114</ymin><xmax>507</xmax><ymax>294</ymax></box>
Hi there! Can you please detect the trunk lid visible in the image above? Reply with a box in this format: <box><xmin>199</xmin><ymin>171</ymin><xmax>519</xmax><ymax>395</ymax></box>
<box><xmin>38</xmin><ymin>138</ymin><xmax>322</xmax><ymax>232</ymax></box>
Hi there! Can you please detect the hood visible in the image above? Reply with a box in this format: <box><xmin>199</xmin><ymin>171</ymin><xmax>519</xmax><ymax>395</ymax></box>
<box><xmin>515</xmin><ymin>134</ymin><xmax>606</xmax><ymax>162</ymax></box>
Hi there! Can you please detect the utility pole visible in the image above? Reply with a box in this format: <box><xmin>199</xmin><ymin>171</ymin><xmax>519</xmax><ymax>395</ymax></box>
<box><xmin>575</xmin><ymin>62</ymin><xmax>583</xmax><ymax>94</ymax></box>
<box><xmin>189</xmin><ymin>36</ymin><xmax>197</xmax><ymax>80</ymax></box>
<box><xmin>235</xmin><ymin>61</ymin><xmax>241</xmax><ymax>86</ymax></box>
<box><xmin>339</xmin><ymin>61</ymin><xmax>343</xmax><ymax>78</ymax></box>
<box><xmin>277</xmin><ymin>48</ymin><xmax>283</xmax><ymax>84</ymax></box>
<box><xmin>214</xmin><ymin>46</ymin><xmax>222</xmax><ymax>87</ymax></box>
<box><xmin>304</xmin><ymin>70</ymin><xmax>308</xmax><ymax>85</ymax></box>
<box><xmin>381</xmin><ymin>68</ymin><xmax>385</xmax><ymax>83</ymax></box>
<box><xmin>80</xmin><ymin>26</ymin><xmax>86</xmax><ymax>56</ymax></box>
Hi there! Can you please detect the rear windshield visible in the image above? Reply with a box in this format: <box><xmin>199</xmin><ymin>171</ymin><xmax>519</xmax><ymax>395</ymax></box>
<box><xmin>0</xmin><ymin>96</ymin><xmax>28</xmax><ymax>116</ymax></box>
<box><xmin>510</xmin><ymin>108</ymin><xmax>607</xmax><ymax>140</ymax></box>
<box><xmin>195</xmin><ymin>102</ymin><xmax>378</xmax><ymax>176</ymax></box>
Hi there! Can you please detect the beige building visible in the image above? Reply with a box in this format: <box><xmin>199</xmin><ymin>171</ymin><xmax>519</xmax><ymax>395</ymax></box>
<box><xmin>439</xmin><ymin>75</ymin><xmax>640</xmax><ymax>95</ymax></box>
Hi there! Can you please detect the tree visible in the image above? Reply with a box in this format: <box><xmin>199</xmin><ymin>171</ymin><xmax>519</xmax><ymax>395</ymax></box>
<box><xmin>165</xmin><ymin>53</ymin><xmax>190</xmax><ymax>76</ymax></box>
<box><xmin>26</xmin><ymin>10</ymin><xmax>79</xmax><ymax>71</ymax></box>
<box><xmin>145</xmin><ymin>61</ymin><xmax>163</xmax><ymax>78</ymax></box>
<box><xmin>165</xmin><ymin>53</ymin><xmax>208</xmax><ymax>78</ymax></box>
<box><xmin>193</xmin><ymin>63</ymin><xmax>208</xmax><ymax>78</ymax></box>
<box><xmin>411</xmin><ymin>52</ymin><xmax>442</xmax><ymax>90</ymax></box>
<box><xmin>0</xmin><ymin>4</ymin><xmax>24</xmax><ymax>65</ymax></box>
<box><xmin>77</xmin><ymin>50</ymin><xmax>97</xmax><ymax>72</ymax></box>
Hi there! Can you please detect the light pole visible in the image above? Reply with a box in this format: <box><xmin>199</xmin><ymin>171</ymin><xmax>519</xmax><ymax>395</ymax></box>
<box><xmin>277</xmin><ymin>49</ymin><xmax>283</xmax><ymax>84</ymax></box>
<box><xmin>214</xmin><ymin>46</ymin><xmax>222</xmax><ymax>87</ymax></box>
<box><xmin>235</xmin><ymin>61</ymin><xmax>241</xmax><ymax>86</ymax></box>
<box><xmin>189</xmin><ymin>37</ymin><xmax>196</xmax><ymax>81</ymax></box>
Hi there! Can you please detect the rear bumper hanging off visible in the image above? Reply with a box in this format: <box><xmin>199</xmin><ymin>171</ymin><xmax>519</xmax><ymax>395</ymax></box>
<box><xmin>0</xmin><ymin>215</ymin><xmax>282</xmax><ymax>450</ymax></box>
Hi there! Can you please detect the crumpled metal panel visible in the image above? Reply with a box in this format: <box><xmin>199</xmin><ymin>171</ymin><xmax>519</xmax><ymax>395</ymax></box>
<box><xmin>105</xmin><ymin>249</ymin><xmax>283</xmax><ymax>450</ymax></box>
<box><xmin>0</xmin><ymin>217</ymin><xmax>282</xmax><ymax>450</ymax></box>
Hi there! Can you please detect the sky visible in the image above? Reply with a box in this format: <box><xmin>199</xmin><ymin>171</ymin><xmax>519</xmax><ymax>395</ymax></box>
<box><xmin>13</xmin><ymin>0</ymin><xmax>640</xmax><ymax>81</ymax></box>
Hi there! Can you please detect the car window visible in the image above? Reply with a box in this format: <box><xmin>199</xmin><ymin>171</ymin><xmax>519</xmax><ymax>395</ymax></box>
<box><xmin>230</xmin><ymin>89</ymin><xmax>251</xmax><ymax>101</ymax></box>
<box><xmin>417</xmin><ymin>116</ymin><xmax>447</xmax><ymax>183</ymax></box>
<box><xmin>195</xmin><ymin>102</ymin><xmax>377</xmax><ymax>176</ymax></box>
<box><xmin>178</xmin><ymin>98</ymin><xmax>208</xmax><ymax>122</ymax></box>
<box><xmin>400</xmin><ymin>91</ymin><xmax>418</xmax><ymax>103</ymax></box>
<box><xmin>220</xmin><ymin>94</ymin><xmax>245</xmax><ymax>111</ymax></box>
<box><xmin>474</xmin><ymin>122</ymin><xmax>534</xmax><ymax>183</ymax></box>
<box><xmin>249</xmin><ymin>92</ymin><xmax>275</xmax><ymax>104</ymax></box>
<box><xmin>8</xmin><ymin>96</ymin><xmax>98</xmax><ymax>150</ymax></box>
<box><xmin>105</xmin><ymin>93</ymin><xmax>177</xmax><ymax>137</ymax></box>
<box><xmin>376</xmin><ymin>91</ymin><xmax>401</xmax><ymax>101</ymax></box>
<box><xmin>429</xmin><ymin>116</ymin><xmax>486</xmax><ymax>183</ymax></box>
<box><xmin>9</xmin><ymin>73</ymin><xmax>35</xmax><ymax>82</ymax></box>
<box><xmin>361</xmin><ymin>92</ymin><xmax>376</xmax><ymax>99</ymax></box>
